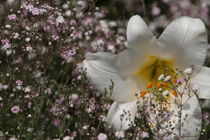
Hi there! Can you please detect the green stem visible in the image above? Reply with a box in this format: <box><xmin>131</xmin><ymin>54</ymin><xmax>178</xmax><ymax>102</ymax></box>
<box><xmin>140</xmin><ymin>0</ymin><xmax>148</xmax><ymax>22</ymax></box>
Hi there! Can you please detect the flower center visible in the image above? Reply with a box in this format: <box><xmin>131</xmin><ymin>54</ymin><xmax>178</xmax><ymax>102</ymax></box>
<box><xmin>134</xmin><ymin>56</ymin><xmax>175</xmax><ymax>85</ymax></box>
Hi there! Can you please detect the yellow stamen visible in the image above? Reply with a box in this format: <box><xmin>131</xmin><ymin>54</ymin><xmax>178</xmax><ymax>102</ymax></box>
<box><xmin>134</xmin><ymin>56</ymin><xmax>175</xmax><ymax>86</ymax></box>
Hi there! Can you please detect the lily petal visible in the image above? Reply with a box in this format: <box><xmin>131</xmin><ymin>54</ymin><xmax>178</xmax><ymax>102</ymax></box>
<box><xmin>191</xmin><ymin>66</ymin><xmax>210</xmax><ymax>99</ymax></box>
<box><xmin>179</xmin><ymin>95</ymin><xmax>201</xmax><ymax>140</ymax></box>
<box><xmin>113</xmin><ymin>16</ymin><xmax>156</xmax><ymax>75</ymax></box>
<box><xmin>83</xmin><ymin>52</ymin><xmax>139</xmax><ymax>102</ymax></box>
<box><xmin>158</xmin><ymin>16</ymin><xmax>208</xmax><ymax>68</ymax></box>
<box><xmin>127</xmin><ymin>15</ymin><xmax>154</xmax><ymax>47</ymax></box>
<box><xmin>106</xmin><ymin>100</ymin><xmax>140</xmax><ymax>130</ymax></box>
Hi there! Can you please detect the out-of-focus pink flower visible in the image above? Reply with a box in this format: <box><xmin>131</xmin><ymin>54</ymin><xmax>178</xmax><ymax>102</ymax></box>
<box><xmin>15</xmin><ymin>80</ymin><xmax>23</xmax><ymax>85</ymax></box>
<box><xmin>8</xmin><ymin>14</ymin><xmax>17</xmax><ymax>20</ymax></box>
<box><xmin>115</xmin><ymin>131</ymin><xmax>125</xmax><ymax>138</ymax></box>
<box><xmin>179</xmin><ymin>0</ymin><xmax>191</xmax><ymax>8</ymax></box>
<box><xmin>151</xmin><ymin>5</ymin><xmax>161</xmax><ymax>16</ymax></box>
<box><xmin>11</xmin><ymin>105</ymin><xmax>20</xmax><ymax>113</ymax></box>
<box><xmin>162</xmin><ymin>135</ymin><xmax>170</xmax><ymax>140</ymax></box>
<box><xmin>176</xmin><ymin>78</ymin><xmax>185</xmax><ymax>84</ymax></box>
<box><xmin>69</xmin><ymin>20</ymin><xmax>76</xmax><ymax>25</ymax></box>
<box><xmin>97</xmin><ymin>133</ymin><xmax>107</xmax><ymax>140</ymax></box>
<box><xmin>60</xmin><ymin>49</ymin><xmax>76</xmax><ymax>60</ymax></box>
<box><xmin>56</xmin><ymin>16</ymin><xmax>65</xmax><ymax>24</ymax></box>
<box><xmin>1</xmin><ymin>39</ymin><xmax>9</xmax><ymax>44</ymax></box>
<box><xmin>140</xmin><ymin>131</ymin><xmax>149</xmax><ymax>138</ymax></box>
<box><xmin>170</xmin><ymin>5</ymin><xmax>178</xmax><ymax>13</ymax></box>
<box><xmin>52</xmin><ymin>119</ymin><xmax>61</xmax><ymax>127</ymax></box>
<box><xmin>2</xmin><ymin>43</ymin><xmax>11</xmax><ymax>50</ymax></box>
<box><xmin>52</xmin><ymin>35</ymin><xmax>59</xmax><ymax>40</ymax></box>
<box><xmin>32</xmin><ymin>8</ymin><xmax>40</xmax><ymax>15</ymax></box>
<box><xmin>84</xmin><ymin>17</ymin><xmax>94</xmax><ymax>25</ymax></box>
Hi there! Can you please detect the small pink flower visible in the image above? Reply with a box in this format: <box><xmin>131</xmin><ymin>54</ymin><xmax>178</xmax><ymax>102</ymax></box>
<box><xmin>2</xmin><ymin>43</ymin><xmax>11</xmax><ymax>50</ymax></box>
<box><xmin>60</xmin><ymin>49</ymin><xmax>76</xmax><ymax>60</ymax></box>
<box><xmin>69</xmin><ymin>20</ymin><xmax>76</xmax><ymax>25</ymax></box>
<box><xmin>176</xmin><ymin>78</ymin><xmax>184</xmax><ymax>84</ymax></box>
<box><xmin>32</xmin><ymin>8</ymin><xmax>40</xmax><ymax>15</ymax></box>
<box><xmin>8</xmin><ymin>14</ymin><xmax>17</xmax><ymax>20</ymax></box>
<box><xmin>115</xmin><ymin>131</ymin><xmax>125</xmax><ymax>138</ymax></box>
<box><xmin>15</xmin><ymin>80</ymin><xmax>23</xmax><ymax>85</ymax></box>
<box><xmin>151</xmin><ymin>5</ymin><xmax>161</xmax><ymax>16</ymax></box>
<box><xmin>11</xmin><ymin>105</ymin><xmax>20</xmax><ymax>113</ymax></box>
<box><xmin>1</xmin><ymin>39</ymin><xmax>9</xmax><ymax>44</ymax></box>
<box><xmin>52</xmin><ymin>119</ymin><xmax>61</xmax><ymax>127</ymax></box>
<box><xmin>52</xmin><ymin>35</ymin><xmax>59</xmax><ymax>40</ymax></box>
<box><xmin>162</xmin><ymin>135</ymin><xmax>170</xmax><ymax>140</ymax></box>
<box><xmin>140</xmin><ymin>131</ymin><xmax>149</xmax><ymax>138</ymax></box>
<box><xmin>97</xmin><ymin>133</ymin><xmax>107</xmax><ymax>140</ymax></box>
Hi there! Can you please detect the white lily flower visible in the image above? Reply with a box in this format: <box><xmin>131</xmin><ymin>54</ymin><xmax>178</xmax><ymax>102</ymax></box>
<box><xmin>83</xmin><ymin>15</ymin><xmax>210</xmax><ymax>139</ymax></box>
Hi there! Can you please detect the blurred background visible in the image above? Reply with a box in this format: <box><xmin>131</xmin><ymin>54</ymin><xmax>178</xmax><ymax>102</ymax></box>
<box><xmin>0</xmin><ymin>0</ymin><xmax>210</xmax><ymax>139</ymax></box>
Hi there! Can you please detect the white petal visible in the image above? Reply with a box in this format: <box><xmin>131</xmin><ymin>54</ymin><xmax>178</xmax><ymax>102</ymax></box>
<box><xmin>179</xmin><ymin>94</ymin><xmax>201</xmax><ymax>140</ymax></box>
<box><xmin>114</xmin><ymin>15</ymin><xmax>156</xmax><ymax>75</ymax></box>
<box><xmin>191</xmin><ymin>66</ymin><xmax>210</xmax><ymax>99</ymax></box>
<box><xmin>158</xmin><ymin>16</ymin><xmax>208</xmax><ymax>68</ymax></box>
<box><xmin>83</xmin><ymin>52</ymin><xmax>139</xmax><ymax>102</ymax></box>
<box><xmin>107</xmin><ymin>100</ymin><xmax>140</xmax><ymax>130</ymax></box>
<box><xmin>127</xmin><ymin>15</ymin><xmax>154</xmax><ymax>47</ymax></box>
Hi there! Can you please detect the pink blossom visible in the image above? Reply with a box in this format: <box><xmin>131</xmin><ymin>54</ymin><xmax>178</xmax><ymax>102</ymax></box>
<box><xmin>8</xmin><ymin>14</ymin><xmax>17</xmax><ymax>20</ymax></box>
<box><xmin>151</xmin><ymin>5</ymin><xmax>161</xmax><ymax>16</ymax></box>
<box><xmin>11</xmin><ymin>105</ymin><xmax>20</xmax><ymax>113</ymax></box>
<box><xmin>52</xmin><ymin>35</ymin><xmax>59</xmax><ymax>40</ymax></box>
<box><xmin>52</xmin><ymin>119</ymin><xmax>61</xmax><ymax>127</ymax></box>
<box><xmin>2</xmin><ymin>43</ymin><xmax>11</xmax><ymax>50</ymax></box>
<box><xmin>84</xmin><ymin>17</ymin><xmax>94</xmax><ymax>24</ymax></box>
<box><xmin>32</xmin><ymin>8</ymin><xmax>40</xmax><ymax>15</ymax></box>
<box><xmin>69</xmin><ymin>20</ymin><xmax>76</xmax><ymax>25</ymax></box>
<box><xmin>97</xmin><ymin>133</ymin><xmax>107</xmax><ymax>140</ymax></box>
<box><xmin>24</xmin><ymin>4</ymin><xmax>34</xmax><ymax>11</ymax></box>
<box><xmin>140</xmin><ymin>131</ymin><xmax>149</xmax><ymax>138</ymax></box>
<box><xmin>176</xmin><ymin>78</ymin><xmax>184</xmax><ymax>84</ymax></box>
<box><xmin>60</xmin><ymin>49</ymin><xmax>76</xmax><ymax>60</ymax></box>
<box><xmin>15</xmin><ymin>80</ymin><xmax>23</xmax><ymax>85</ymax></box>
<box><xmin>1</xmin><ymin>39</ymin><xmax>9</xmax><ymax>44</ymax></box>
<box><xmin>115</xmin><ymin>131</ymin><xmax>125</xmax><ymax>138</ymax></box>
<box><xmin>75</xmin><ymin>31</ymin><xmax>83</xmax><ymax>39</ymax></box>
<box><xmin>162</xmin><ymin>135</ymin><xmax>170</xmax><ymax>140</ymax></box>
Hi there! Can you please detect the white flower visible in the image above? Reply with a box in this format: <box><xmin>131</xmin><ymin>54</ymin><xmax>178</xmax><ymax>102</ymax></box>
<box><xmin>63</xmin><ymin>136</ymin><xmax>71</xmax><ymax>140</ymax></box>
<box><xmin>25</xmin><ymin>37</ymin><xmax>31</xmax><ymax>42</ymax></box>
<box><xmin>56</xmin><ymin>15</ymin><xmax>65</xmax><ymax>24</ymax></box>
<box><xmin>164</xmin><ymin>75</ymin><xmax>171</xmax><ymax>82</ymax></box>
<box><xmin>5</xmin><ymin>24</ymin><xmax>11</xmax><ymax>28</ymax></box>
<box><xmin>162</xmin><ymin>90</ymin><xmax>169</xmax><ymax>96</ymax></box>
<box><xmin>83</xmin><ymin>15</ymin><xmax>210</xmax><ymax>139</ymax></box>
<box><xmin>184</xmin><ymin>67</ymin><xmax>192</xmax><ymax>74</ymax></box>
<box><xmin>158</xmin><ymin>74</ymin><xmax>164</xmax><ymax>80</ymax></box>
<box><xmin>97</xmin><ymin>133</ymin><xmax>107</xmax><ymax>140</ymax></box>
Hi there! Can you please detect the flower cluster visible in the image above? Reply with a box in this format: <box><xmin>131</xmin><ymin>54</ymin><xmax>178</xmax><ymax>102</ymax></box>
<box><xmin>0</xmin><ymin>0</ymin><xmax>210</xmax><ymax>140</ymax></box>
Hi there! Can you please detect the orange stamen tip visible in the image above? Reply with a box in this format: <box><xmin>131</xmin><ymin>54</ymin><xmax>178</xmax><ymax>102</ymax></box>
<box><xmin>172</xmin><ymin>90</ymin><xmax>177</xmax><ymax>97</ymax></box>
<box><xmin>146</xmin><ymin>82</ymin><xmax>153</xmax><ymax>89</ymax></box>
<box><xmin>140</xmin><ymin>91</ymin><xmax>148</xmax><ymax>97</ymax></box>
<box><xmin>173</xmin><ymin>79</ymin><xmax>177</xmax><ymax>83</ymax></box>
<box><xmin>156</xmin><ymin>82</ymin><xmax>162</xmax><ymax>88</ymax></box>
